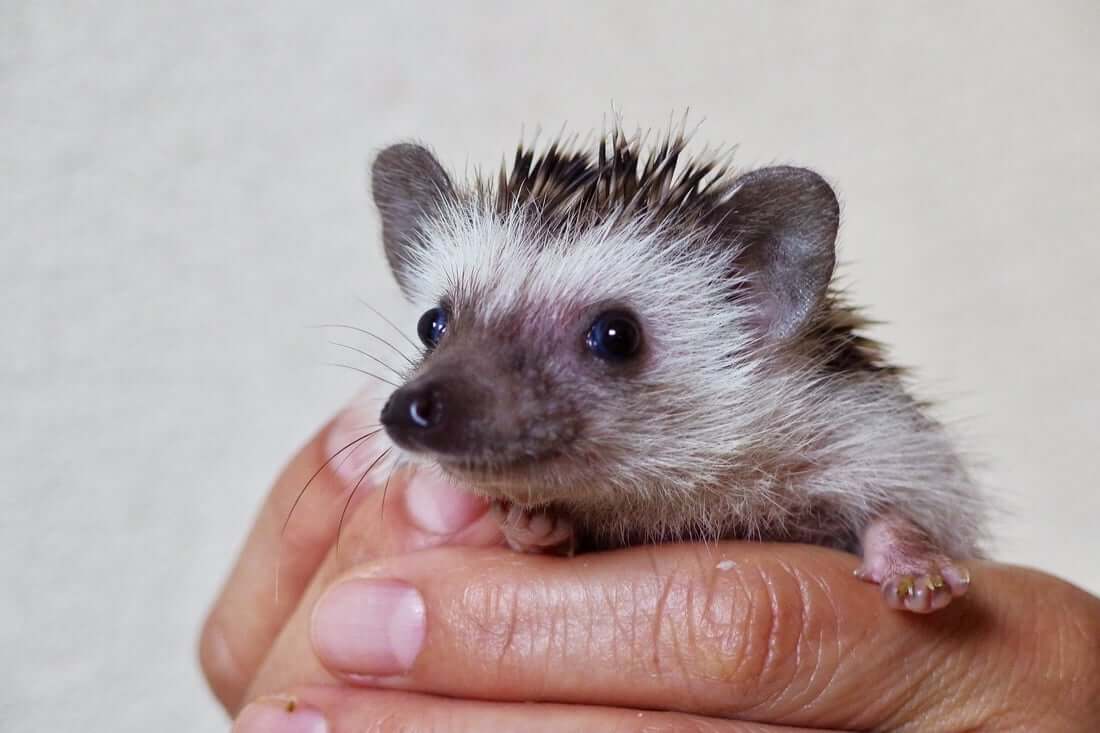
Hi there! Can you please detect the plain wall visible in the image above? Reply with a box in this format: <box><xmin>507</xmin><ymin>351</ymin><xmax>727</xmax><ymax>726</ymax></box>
<box><xmin>2</xmin><ymin>2</ymin><xmax>1098</xmax><ymax>730</ymax></box>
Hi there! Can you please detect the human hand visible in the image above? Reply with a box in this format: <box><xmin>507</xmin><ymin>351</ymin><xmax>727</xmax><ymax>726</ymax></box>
<box><xmin>199</xmin><ymin>389</ymin><xmax>503</xmax><ymax>714</ymax></box>
<box><xmin>201</xmin><ymin>394</ymin><xmax>1100</xmax><ymax>732</ymax></box>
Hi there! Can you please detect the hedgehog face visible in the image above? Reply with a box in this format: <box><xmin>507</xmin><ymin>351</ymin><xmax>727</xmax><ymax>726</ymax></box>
<box><xmin>380</xmin><ymin>294</ymin><xmax>597</xmax><ymax>474</ymax></box>
<box><xmin>378</xmin><ymin>209</ymin><xmax>744</xmax><ymax>506</ymax></box>
<box><xmin>380</xmin><ymin>279</ymin><xmax>662</xmax><ymax>504</ymax></box>
<box><xmin>370</xmin><ymin>133</ymin><xmax>840</xmax><ymax>508</ymax></box>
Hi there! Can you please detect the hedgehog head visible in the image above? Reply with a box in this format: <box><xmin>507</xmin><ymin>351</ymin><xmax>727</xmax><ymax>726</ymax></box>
<box><xmin>369</xmin><ymin>130</ymin><xmax>843</xmax><ymax>526</ymax></box>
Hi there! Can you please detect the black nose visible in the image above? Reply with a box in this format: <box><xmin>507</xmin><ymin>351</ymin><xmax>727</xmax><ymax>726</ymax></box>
<box><xmin>382</xmin><ymin>383</ymin><xmax>443</xmax><ymax>431</ymax></box>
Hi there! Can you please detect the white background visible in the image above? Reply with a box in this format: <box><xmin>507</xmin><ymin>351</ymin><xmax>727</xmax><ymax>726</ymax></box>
<box><xmin>3</xmin><ymin>2</ymin><xmax>1098</xmax><ymax>730</ymax></box>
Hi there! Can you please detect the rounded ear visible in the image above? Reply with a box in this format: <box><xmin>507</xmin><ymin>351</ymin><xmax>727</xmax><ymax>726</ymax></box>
<box><xmin>371</xmin><ymin>143</ymin><xmax>455</xmax><ymax>298</ymax></box>
<box><xmin>721</xmin><ymin>166</ymin><xmax>839</xmax><ymax>341</ymax></box>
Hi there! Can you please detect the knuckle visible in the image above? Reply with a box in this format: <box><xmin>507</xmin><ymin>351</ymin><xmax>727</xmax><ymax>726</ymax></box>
<box><xmin>453</xmin><ymin>560</ymin><xmax>591</xmax><ymax>694</ymax></box>
<box><xmin>636</xmin><ymin>570</ymin><xmax>693</xmax><ymax>685</ymax></box>
<box><xmin>739</xmin><ymin>563</ymin><xmax>803</xmax><ymax>686</ymax></box>
<box><xmin>665</xmin><ymin>552</ymin><xmax>816</xmax><ymax>714</ymax></box>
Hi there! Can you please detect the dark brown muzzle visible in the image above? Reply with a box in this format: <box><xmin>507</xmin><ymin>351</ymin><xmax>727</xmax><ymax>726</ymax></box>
<box><xmin>380</xmin><ymin>371</ymin><xmax>493</xmax><ymax>456</ymax></box>
<box><xmin>379</xmin><ymin>332</ymin><xmax>577</xmax><ymax>467</ymax></box>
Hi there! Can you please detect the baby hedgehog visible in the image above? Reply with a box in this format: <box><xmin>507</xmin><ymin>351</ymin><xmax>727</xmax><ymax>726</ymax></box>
<box><xmin>367</xmin><ymin>128</ymin><xmax>986</xmax><ymax>613</ymax></box>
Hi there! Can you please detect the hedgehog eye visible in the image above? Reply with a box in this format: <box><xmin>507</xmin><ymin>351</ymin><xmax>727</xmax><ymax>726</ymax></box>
<box><xmin>417</xmin><ymin>307</ymin><xmax>449</xmax><ymax>349</ymax></box>
<box><xmin>586</xmin><ymin>311</ymin><xmax>642</xmax><ymax>361</ymax></box>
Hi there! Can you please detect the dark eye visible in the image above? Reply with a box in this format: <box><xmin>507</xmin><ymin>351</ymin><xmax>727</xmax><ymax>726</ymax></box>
<box><xmin>417</xmin><ymin>307</ymin><xmax>449</xmax><ymax>349</ymax></box>
<box><xmin>586</xmin><ymin>311</ymin><xmax>642</xmax><ymax>361</ymax></box>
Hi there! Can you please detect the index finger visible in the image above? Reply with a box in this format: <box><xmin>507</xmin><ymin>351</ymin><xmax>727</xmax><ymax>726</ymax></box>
<box><xmin>300</xmin><ymin>544</ymin><xmax>1097</xmax><ymax>731</ymax></box>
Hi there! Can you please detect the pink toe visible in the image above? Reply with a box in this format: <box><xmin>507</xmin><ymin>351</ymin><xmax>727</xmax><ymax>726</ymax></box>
<box><xmin>942</xmin><ymin>566</ymin><xmax>971</xmax><ymax>596</ymax></box>
<box><xmin>930</xmin><ymin>588</ymin><xmax>953</xmax><ymax>611</ymax></box>
<box><xmin>881</xmin><ymin>581</ymin><xmax>905</xmax><ymax>610</ymax></box>
<box><xmin>529</xmin><ymin>513</ymin><xmax>552</xmax><ymax>535</ymax></box>
<box><xmin>906</xmin><ymin>584</ymin><xmax>932</xmax><ymax>613</ymax></box>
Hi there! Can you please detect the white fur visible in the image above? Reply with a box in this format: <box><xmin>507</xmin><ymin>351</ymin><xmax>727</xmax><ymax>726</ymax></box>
<box><xmin>387</xmin><ymin>198</ymin><xmax>986</xmax><ymax>556</ymax></box>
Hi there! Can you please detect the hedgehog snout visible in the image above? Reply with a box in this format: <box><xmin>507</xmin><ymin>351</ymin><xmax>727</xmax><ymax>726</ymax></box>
<box><xmin>381</xmin><ymin>384</ymin><xmax>444</xmax><ymax>431</ymax></box>
<box><xmin>380</xmin><ymin>372</ymin><xmax>494</xmax><ymax>456</ymax></box>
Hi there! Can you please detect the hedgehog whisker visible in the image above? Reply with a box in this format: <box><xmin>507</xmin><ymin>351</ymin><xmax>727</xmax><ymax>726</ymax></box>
<box><xmin>358</xmin><ymin>299</ymin><xmax>422</xmax><ymax>354</ymax></box>
<box><xmin>328</xmin><ymin>341</ymin><xmax>405</xmax><ymax>379</ymax></box>
<box><xmin>313</xmin><ymin>323</ymin><xmax>417</xmax><ymax>367</ymax></box>
<box><xmin>336</xmin><ymin>447</ymin><xmax>392</xmax><ymax>557</ymax></box>
<box><xmin>275</xmin><ymin>429</ymin><xmax>383</xmax><ymax>602</ymax></box>
<box><xmin>281</xmin><ymin>429</ymin><xmax>384</xmax><ymax>538</ymax></box>
<box><xmin>379</xmin><ymin>465</ymin><xmax>395</xmax><ymax>524</ymax></box>
<box><xmin>325</xmin><ymin>363</ymin><xmax>402</xmax><ymax>389</ymax></box>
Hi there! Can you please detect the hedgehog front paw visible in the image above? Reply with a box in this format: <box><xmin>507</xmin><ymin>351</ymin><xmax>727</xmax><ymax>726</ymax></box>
<box><xmin>491</xmin><ymin>501</ymin><xmax>575</xmax><ymax>556</ymax></box>
<box><xmin>858</xmin><ymin>563</ymin><xmax>971</xmax><ymax>613</ymax></box>
<box><xmin>856</xmin><ymin>515</ymin><xmax>972</xmax><ymax>614</ymax></box>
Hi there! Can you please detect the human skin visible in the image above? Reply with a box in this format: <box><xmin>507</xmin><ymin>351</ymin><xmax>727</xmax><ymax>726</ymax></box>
<box><xmin>200</xmin><ymin>393</ymin><xmax>1100</xmax><ymax>732</ymax></box>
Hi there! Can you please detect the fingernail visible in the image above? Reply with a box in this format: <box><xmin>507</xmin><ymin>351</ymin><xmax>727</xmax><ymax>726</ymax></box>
<box><xmin>405</xmin><ymin>472</ymin><xmax>487</xmax><ymax>534</ymax></box>
<box><xmin>233</xmin><ymin>697</ymin><xmax>327</xmax><ymax>733</ymax></box>
<box><xmin>312</xmin><ymin>579</ymin><xmax>425</xmax><ymax>677</ymax></box>
<box><xmin>324</xmin><ymin>391</ymin><xmax>390</xmax><ymax>488</ymax></box>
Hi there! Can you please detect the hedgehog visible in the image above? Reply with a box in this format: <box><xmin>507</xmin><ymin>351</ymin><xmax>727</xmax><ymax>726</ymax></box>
<box><xmin>363</xmin><ymin>126</ymin><xmax>987</xmax><ymax>613</ymax></box>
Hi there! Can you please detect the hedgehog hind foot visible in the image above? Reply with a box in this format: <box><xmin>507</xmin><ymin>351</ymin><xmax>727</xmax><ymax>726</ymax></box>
<box><xmin>855</xmin><ymin>514</ymin><xmax>971</xmax><ymax>614</ymax></box>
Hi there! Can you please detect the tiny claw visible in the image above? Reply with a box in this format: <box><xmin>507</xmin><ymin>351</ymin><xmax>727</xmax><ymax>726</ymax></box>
<box><xmin>897</xmin><ymin>577</ymin><xmax>915</xmax><ymax>598</ymax></box>
<box><xmin>946</xmin><ymin>565</ymin><xmax>971</xmax><ymax>590</ymax></box>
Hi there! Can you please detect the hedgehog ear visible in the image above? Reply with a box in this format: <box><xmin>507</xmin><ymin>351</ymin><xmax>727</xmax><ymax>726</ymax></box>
<box><xmin>371</xmin><ymin>143</ymin><xmax>455</xmax><ymax>298</ymax></box>
<box><xmin>720</xmin><ymin>166</ymin><xmax>839</xmax><ymax>341</ymax></box>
